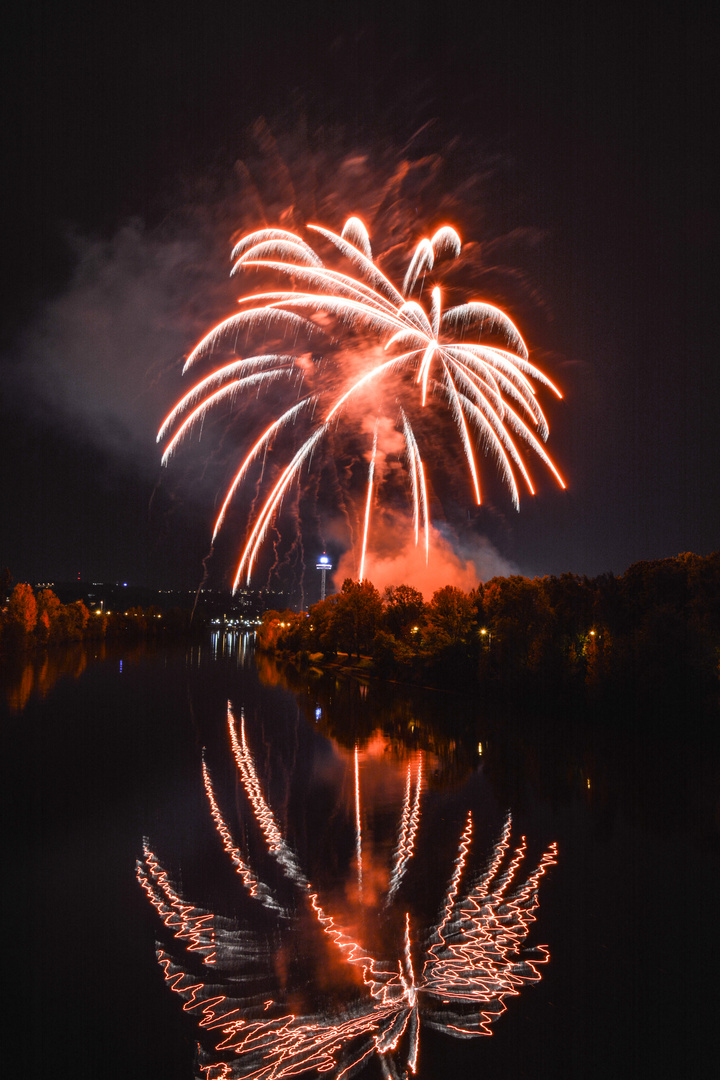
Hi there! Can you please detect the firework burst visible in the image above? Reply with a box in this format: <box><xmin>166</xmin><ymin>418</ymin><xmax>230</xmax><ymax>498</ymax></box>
<box><xmin>158</xmin><ymin>215</ymin><xmax>564</xmax><ymax>591</ymax></box>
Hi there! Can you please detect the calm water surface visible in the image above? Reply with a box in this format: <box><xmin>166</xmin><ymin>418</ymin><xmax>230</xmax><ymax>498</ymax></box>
<box><xmin>1</xmin><ymin>636</ymin><xmax>717</xmax><ymax>1079</ymax></box>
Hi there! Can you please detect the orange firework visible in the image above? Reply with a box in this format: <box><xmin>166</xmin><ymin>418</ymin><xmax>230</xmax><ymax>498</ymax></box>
<box><xmin>158</xmin><ymin>217</ymin><xmax>565</xmax><ymax>589</ymax></box>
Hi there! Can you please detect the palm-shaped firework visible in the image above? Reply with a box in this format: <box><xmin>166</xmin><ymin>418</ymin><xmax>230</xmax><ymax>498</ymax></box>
<box><xmin>158</xmin><ymin>217</ymin><xmax>565</xmax><ymax>589</ymax></box>
<box><xmin>137</xmin><ymin>705</ymin><xmax>557</xmax><ymax>1079</ymax></box>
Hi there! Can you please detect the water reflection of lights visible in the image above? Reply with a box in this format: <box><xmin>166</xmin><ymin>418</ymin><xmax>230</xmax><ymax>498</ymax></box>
<box><xmin>209</xmin><ymin>631</ymin><xmax>256</xmax><ymax>666</ymax></box>
<box><xmin>138</xmin><ymin>703</ymin><xmax>556</xmax><ymax>1078</ymax></box>
<box><xmin>386</xmin><ymin>758</ymin><xmax>423</xmax><ymax>907</ymax></box>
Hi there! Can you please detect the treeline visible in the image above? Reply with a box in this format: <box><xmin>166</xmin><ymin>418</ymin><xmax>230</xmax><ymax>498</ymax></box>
<box><xmin>257</xmin><ymin>551</ymin><xmax>720</xmax><ymax>712</ymax></box>
<box><xmin>0</xmin><ymin>583</ymin><xmax>200</xmax><ymax>653</ymax></box>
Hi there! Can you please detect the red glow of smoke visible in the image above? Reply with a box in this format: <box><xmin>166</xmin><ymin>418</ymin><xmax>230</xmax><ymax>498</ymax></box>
<box><xmin>335</xmin><ymin>520</ymin><xmax>515</xmax><ymax>595</ymax></box>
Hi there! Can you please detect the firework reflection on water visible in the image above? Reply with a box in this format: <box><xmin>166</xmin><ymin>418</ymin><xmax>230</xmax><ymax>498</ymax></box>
<box><xmin>138</xmin><ymin>706</ymin><xmax>556</xmax><ymax>1079</ymax></box>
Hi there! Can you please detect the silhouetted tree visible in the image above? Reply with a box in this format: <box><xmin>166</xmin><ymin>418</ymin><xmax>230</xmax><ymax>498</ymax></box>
<box><xmin>426</xmin><ymin>586</ymin><xmax>475</xmax><ymax>649</ymax></box>
<box><xmin>58</xmin><ymin>600</ymin><xmax>90</xmax><ymax>642</ymax></box>
<box><xmin>307</xmin><ymin>595</ymin><xmax>340</xmax><ymax>655</ymax></box>
<box><xmin>35</xmin><ymin>588</ymin><xmax>63</xmax><ymax>645</ymax></box>
<box><xmin>329</xmin><ymin>579</ymin><xmax>383</xmax><ymax>658</ymax></box>
<box><xmin>383</xmin><ymin>584</ymin><xmax>426</xmax><ymax>640</ymax></box>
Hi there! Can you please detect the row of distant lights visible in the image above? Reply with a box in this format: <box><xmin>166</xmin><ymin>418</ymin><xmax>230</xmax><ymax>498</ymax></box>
<box><xmin>92</xmin><ymin>610</ymin><xmax>163</xmax><ymax>616</ymax></box>
<box><xmin>211</xmin><ymin>618</ymin><xmax>262</xmax><ymax>627</ymax></box>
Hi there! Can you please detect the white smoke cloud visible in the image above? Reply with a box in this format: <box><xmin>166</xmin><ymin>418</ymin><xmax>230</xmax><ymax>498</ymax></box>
<box><xmin>11</xmin><ymin>216</ymin><xmax>228</xmax><ymax>467</ymax></box>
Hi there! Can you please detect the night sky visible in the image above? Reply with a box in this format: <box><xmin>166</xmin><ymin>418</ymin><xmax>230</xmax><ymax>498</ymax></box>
<box><xmin>2</xmin><ymin>0</ymin><xmax>718</xmax><ymax>593</ymax></box>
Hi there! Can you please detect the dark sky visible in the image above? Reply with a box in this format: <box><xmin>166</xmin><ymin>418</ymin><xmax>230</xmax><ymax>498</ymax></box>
<box><xmin>2</xmin><ymin>0</ymin><xmax>718</xmax><ymax>592</ymax></box>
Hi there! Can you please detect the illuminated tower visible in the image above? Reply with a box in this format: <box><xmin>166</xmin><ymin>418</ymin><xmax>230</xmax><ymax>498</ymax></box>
<box><xmin>316</xmin><ymin>552</ymin><xmax>332</xmax><ymax>602</ymax></box>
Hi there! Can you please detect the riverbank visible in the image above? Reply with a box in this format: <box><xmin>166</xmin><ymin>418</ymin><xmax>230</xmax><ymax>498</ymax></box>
<box><xmin>261</xmin><ymin>638</ymin><xmax>720</xmax><ymax>734</ymax></box>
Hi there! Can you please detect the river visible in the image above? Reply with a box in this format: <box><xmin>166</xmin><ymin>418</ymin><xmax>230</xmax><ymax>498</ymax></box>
<box><xmin>1</xmin><ymin>635</ymin><xmax>717</xmax><ymax>1078</ymax></box>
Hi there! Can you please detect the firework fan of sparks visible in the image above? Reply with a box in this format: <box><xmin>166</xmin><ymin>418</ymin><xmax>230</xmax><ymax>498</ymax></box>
<box><xmin>158</xmin><ymin>212</ymin><xmax>565</xmax><ymax>590</ymax></box>
<box><xmin>137</xmin><ymin>704</ymin><xmax>557</xmax><ymax>1080</ymax></box>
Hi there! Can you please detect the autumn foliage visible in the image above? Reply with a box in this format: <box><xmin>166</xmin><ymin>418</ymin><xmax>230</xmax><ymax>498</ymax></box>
<box><xmin>0</xmin><ymin>583</ymin><xmax>197</xmax><ymax>653</ymax></box>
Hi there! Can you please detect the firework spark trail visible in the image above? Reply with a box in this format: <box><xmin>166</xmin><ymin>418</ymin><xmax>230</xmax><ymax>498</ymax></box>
<box><xmin>401</xmin><ymin>411</ymin><xmax>421</xmax><ymax>547</ymax></box>
<box><xmin>227</xmin><ymin>705</ymin><xmax>309</xmax><ymax>888</ymax></box>
<box><xmin>447</xmin><ymin>839</ymin><xmax>559</xmax><ymax>976</ymax></box>
<box><xmin>440</xmin><ymin>358</ymin><xmax>481</xmax><ymax>504</ymax></box>
<box><xmin>233</xmin><ymin>426</ymin><xmax>326</xmax><ymax>588</ymax></box>
<box><xmin>201</xmin><ymin>755</ymin><xmax>286</xmax><ymax>916</ymax></box>
<box><xmin>400</xmin><ymin>913</ymin><xmax>417</xmax><ymax>1008</ymax></box>
<box><xmin>428</xmin><ymin>811</ymin><xmax>474</xmax><ymax>958</ymax></box>
<box><xmin>158</xmin><ymin>356</ymin><xmax>293</xmax><ymax>444</ymax></box>
<box><xmin>181</xmin><ymin>306</ymin><xmax>320</xmax><ymax>375</ymax></box>
<box><xmin>137</xmin><ymin>843</ymin><xmax>218</xmax><ymax>963</ymax></box>
<box><xmin>387</xmin><ymin>763</ymin><xmax>414</xmax><ymax>902</ymax></box>
<box><xmin>386</xmin><ymin>756</ymin><xmax>423</xmax><ymax>906</ymax></box>
<box><xmin>211</xmin><ymin>399</ymin><xmax>315</xmax><ymax>541</ymax></box>
<box><xmin>227</xmin><ymin>710</ymin><xmax>390</xmax><ymax>991</ymax></box>
<box><xmin>323</xmin><ymin>354</ymin><xmax>414</xmax><ymax>424</ymax></box>
<box><xmin>354</xmin><ymin>744</ymin><xmax>363</xmax><ymax>894</ymax></box>
<box><xmin>159</xmin><ymin>216</ymin><xmax>565</xmax><ymax>590</ymax></box>
<box><xmin>228</xmin><ymin>707</ymin><xmax>384</xmax><ymax>990</ymax></box>
<box><xmin>419</xmin><ymin>832</ymin><xmax>559</xmax><ymax>1026</ymax></box>
<box><xmin>141</xmin><ymin>706</ymin><xmax>556</xmax><ymax>1078</ymax></box>
<box><xmin>400</xmin><ymin>412</ymin><xmax>430</xmax><ymax>561</ymax></box>
<box><xmin>473</xmin><ymin>814</ymin><xmax>513</xmax><ymax>901</ymax></box>
<box><xmin>188</xmin><ymin>991</ymin><xmax>397</xmax><ymax>1080</ymax></box>
<box><xmin>358</xmin><ymin>425</ymin><xmax>378</xmax><ymax>581</ymax></box>
<box><xmin>157</xmin><ymin>954</ymin><xmax>244</xmax><ymax>1031</ymax></box>
<box><xmin>160</xmin><ymin>368</ymin><xmax>293</xmax><ymax>466</ymax></box>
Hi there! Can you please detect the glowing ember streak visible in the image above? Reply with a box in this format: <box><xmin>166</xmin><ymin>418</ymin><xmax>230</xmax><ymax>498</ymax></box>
<box><xmin>354</xmin><ymin>744</ymin><xmax>363</xmax><ymax>893</ymax></box>
<box><xmin>212</xmin><ymin>399</ymin><xmax>315</xmax><ymax>542</ymax></box>
<box><xmin>402</xmin><ymin>414</ymin><xmax>421</xmax><ymax>547</ymax></box>
<box><xmin>386</xmin><ymin>756</ymin><xmax>423</xmax><ymax>905</ymax></box>
<box><xmin>226</xmin><ymin>705</ymin><xmax>309</xmax><ymax>888</ymax></box>
<box><xmin>358</xmin><ymin>426</ymin><xmax>377</xmax><ymax>582</ymax></box>
<box><xmin>159</xmin><ymin>215</ymin><xmax>565</xmax><ymax>588</ymax></box>
<box><xmin>140</xmin><ymin>705</ymin><xmax>557</xmax><ymax>1078</ymax></box>
<box><xmin>137</xmin><ymin>843</ymin><xmax>217</xmax><ymax>963</ymax></box>
<box><xmin>158</xmin><ymin>355</ymin><xmax>291</xmax><ymax>444</ymax></box>
<box><xmin>201</xmin><ymin>755</ymin><xmax>286</xmax><ymax>915</ymax></box>
<box><xmin>161</xmin><ymin>368</ymin><xmax>292</xmax><ymax>466</ymax></box>
<box><xmin>400</xmin><ymin>411</ymin><xmax>429</xmax><ymax>560</ymax></box>
<box><xmin>431</xmin><ymin>811</ymin><xmax>474</xmax><ymax>952</ymax></box>
<box><xmin>233</xmin><ymin>427</ymin><xmax>326</xmax><ymax>588</ymax></box>
<box><xmin>440</xmin><ymin>359</ymin><xmax>481</xmax><ymax>504</ymax></box>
